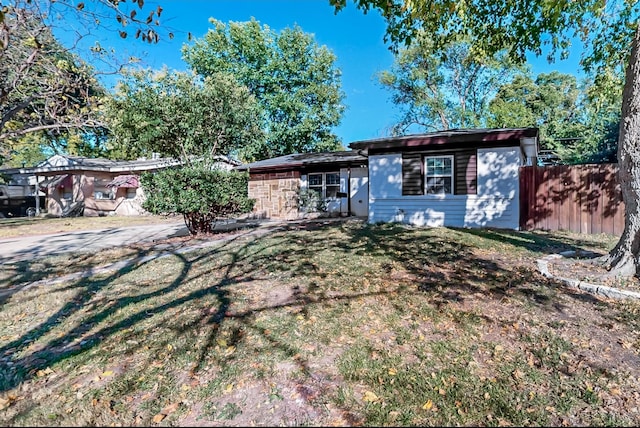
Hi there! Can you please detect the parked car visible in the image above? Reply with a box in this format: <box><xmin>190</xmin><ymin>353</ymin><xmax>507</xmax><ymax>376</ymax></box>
<box><xmin>0</xmin><ymin>184</ymin><xmax>45</xmax><ymax>217</ymax></box>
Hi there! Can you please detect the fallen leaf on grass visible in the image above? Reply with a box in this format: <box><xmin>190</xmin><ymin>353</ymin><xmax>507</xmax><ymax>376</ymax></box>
<box><xmin>363</xmin><ymin>391</ymin><xmax>379</xmax><ymax>402</ymax></box>
<box><xmin>161</xmin><ymin>402</ymin><xmax>180</xmax><ymax>415</ymax></box>
<box><xmin>36</xmin><ymin>367</ymin><xmax>54</xmax><ymax>377</ymax></box>
<box><xmin>610</xmin><ymin>387</ymin><xmax>622</xmax><ymax>395</ymax></box>
<box><xmin>152</xmin><ymin>401</ymin><xmax>181</xmax><ymax>423</ymax></box>
<box><xmin>0</xmin><ymin>396</ymin><xmax>13</xmax><ymax>410</ymax></box>
<box><xmin>422</xmin><ymin>399</ymin><xmax>433</xmax><ymax>410</ymax></box>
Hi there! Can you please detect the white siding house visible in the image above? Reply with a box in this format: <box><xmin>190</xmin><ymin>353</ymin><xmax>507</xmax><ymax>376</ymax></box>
<box><xmin>367</xmin><ymin>147</ymin><xmax>523</xmax><ymax>228</ymax></box>
<box><xmin>235</xmin><ymin>128</ymin><xmax>538</xmax><ymax>230</ymax></box>
<box><xmin>350</xmin><ymin>128</ymin><xmax>539</xmax><ymax>230</ymax></box>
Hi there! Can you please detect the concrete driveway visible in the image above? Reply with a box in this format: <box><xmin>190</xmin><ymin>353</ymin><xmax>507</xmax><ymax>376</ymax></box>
<box><xmin>0</xmin><ymin>221</ymin><xmax>190</xmax><ymax>264</ymax></box>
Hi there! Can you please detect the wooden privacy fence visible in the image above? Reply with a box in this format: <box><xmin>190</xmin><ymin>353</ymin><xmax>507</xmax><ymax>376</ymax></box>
<box><xmin>519</xmin><ymin>163</ymin><xmax>625</xmax><ymax>235</ymax></box>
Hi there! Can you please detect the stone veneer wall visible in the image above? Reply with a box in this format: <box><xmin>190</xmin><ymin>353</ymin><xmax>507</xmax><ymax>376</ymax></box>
<box><xmin>248</xmin><ymin>171</ymin><xmax>300</xmax><ymax>219</ymax></box>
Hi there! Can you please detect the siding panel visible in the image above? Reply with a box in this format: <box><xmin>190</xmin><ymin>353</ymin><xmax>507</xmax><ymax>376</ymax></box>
<box><xmin>402</xmin><ymin>153</ymin><xmax>423</xmax><ymax>195</ymax></box>
<box><xmin>455</xmin><ymin>150</ymin><xmax>477</xmax><ymax>195</ymax></box>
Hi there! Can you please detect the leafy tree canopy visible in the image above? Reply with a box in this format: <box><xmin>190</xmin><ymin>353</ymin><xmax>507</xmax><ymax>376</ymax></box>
<box><xmin>488</xmin><ymin>71</ymin><xmax>621</xmax><ymax>164</ymax></box>
<box><xmin>106</xmin><ymin>68</ymin><xmax>263</xmax><ymax>167</ymax></box>
<box><xmin>379</xmin><ymin>35</ymin><xmax>524</xmax><ymax>134</ymax></box>
<box><xmin>0</xmin><ymin>0</ymin><xmax>177</xmax><ymax>166</ymax></box>
<box><xmin>182</xmin><ymin>18</ymin><xmax>345</xmax><ymax>162</ymax></box>
<box><xmin>331</xmin><ymin>0</ymin><xmax>637</xmax><ymax>73</ymax></box>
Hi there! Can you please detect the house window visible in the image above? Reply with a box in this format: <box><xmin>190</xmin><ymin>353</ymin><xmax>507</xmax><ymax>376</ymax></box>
<box><xmin>94</xmin><ymin>179</ymin><xmax>115</xmax><ymax>200</ymax></box>
<box><xmin>126</xmin><ymin>188</ymin><xmax>137</xmax><ymax>199</ymax></box>
<box><xmin>425</xmin><ymin>155</ymin><xmax>453</xmax><ymax>194</ymax></box>
<box><xmin>308</xmin><ymin>172</ymin><xmax>340</xmax><ymax>199</ymax></box>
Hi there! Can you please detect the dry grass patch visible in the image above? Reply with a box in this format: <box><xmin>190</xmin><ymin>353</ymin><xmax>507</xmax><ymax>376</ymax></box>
<box><xmin>0</xmin><ymin>221</ymin><xmax>638</xmax><ymax>426</ymax></box>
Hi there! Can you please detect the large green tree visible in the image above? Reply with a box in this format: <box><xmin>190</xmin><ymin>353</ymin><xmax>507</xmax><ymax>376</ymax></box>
<box><xmin>333</xmin><ymin>0</ymin><xmax>640</xmax><ymax>278</ymax></box>
<box><xmin>379</xmin><ymin>35</ymin><xmax>523</xmax><ymax>134</ymax></box>
<box><xmin>107</xmin><ymin>68</ymin><xmax>262</xmax><ymax>234</ymax></box>
<box><xmin>106</xmin><ymin>68</ymin><xmax>263</xmax><ymax>167</ymax></box>
<box><xmin>488</xmin><ymin>71</ymin><xmax>621</xmax><ymax>164</ymax></box>
<box><xmin>182</xmin><ymin>18</ymin><xmax>345</xmax><ymax>162</ymax></box>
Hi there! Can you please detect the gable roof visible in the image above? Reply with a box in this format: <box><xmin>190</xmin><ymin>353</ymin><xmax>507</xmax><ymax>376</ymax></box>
<box><xmin>348</xmin><ymin>128</ymin><xmax>539</xmax><ymax>153</ymax></box>
<box><xmin>31</xmin><ymin>155</ymin><xmax>183</xmax><ymax>172</ymax></box>
<box><xmin>9</xmin><ymin>154</ymin><xmax>240</xmax><ymax>175</ymax></box>
<box><xmin>236</xmin><ymin>151</ymin><xmax>367</xmax><ymax>172</ymax></box>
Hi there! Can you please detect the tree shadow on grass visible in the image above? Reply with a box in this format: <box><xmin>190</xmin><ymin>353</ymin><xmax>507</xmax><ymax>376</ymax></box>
<box><xmin>456</xmin><ymin>227</ymin><xmax>614</xmax><ymax>256</ymax></box>
<box><xmin>0</xmin><ymin>220</ymin><xmax>632</xmax><ymax>425</ymax></box>
<box><xmin>341</xmin><ymin>222</ymin><xmax>607</xmax><ymax>310</ymax></box>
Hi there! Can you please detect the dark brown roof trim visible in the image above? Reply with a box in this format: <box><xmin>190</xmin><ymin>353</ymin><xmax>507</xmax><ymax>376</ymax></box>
<box><xmin>348</xmin><ymin>128</ymin><xmax>538</xmax><ymax>151</ymax></box>
<box><xmin>242</xmin><ymin>159</ymin><xmax>367</xmax><ymax>174</ymax></box>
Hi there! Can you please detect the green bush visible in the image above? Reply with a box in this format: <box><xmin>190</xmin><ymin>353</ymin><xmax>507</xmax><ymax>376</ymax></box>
<box><xmin>140</xmin><ymin>167</ymin><xmax>255</xmax><ymax>235</ymax></box>
<box><xmin>297</xmin><ymin>188</ymin><xmax>327</xmax><ymax>213</ymax></box>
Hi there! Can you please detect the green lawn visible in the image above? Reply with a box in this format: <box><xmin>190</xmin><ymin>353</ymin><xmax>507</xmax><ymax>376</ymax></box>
<box><xmin>1</xmin><ymin>221</ymin><xmax>638</xmax><ymax>426</ymax></box>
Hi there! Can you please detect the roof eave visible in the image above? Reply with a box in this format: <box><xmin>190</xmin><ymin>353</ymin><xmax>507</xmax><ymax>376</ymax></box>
<box><xmin>349</xmin><ymin>128</ymin><xmax>539</xmax><ymax>151</ymax></box>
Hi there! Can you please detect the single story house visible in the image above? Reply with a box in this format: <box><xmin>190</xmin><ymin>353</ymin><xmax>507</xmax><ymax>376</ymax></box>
<box><xmin>3</xmin><ymin>154</ymin><xmax>239</xmax><ymax>217</ymax></box>
<box><xmin>238</xmin><ymin>128</ymin><xmax>539</xmax><ymax>229</ymax></box>
<box><xmin>236</xmin><ymin>151</ymin><xmax>369</xmax><ymax>219</ymax></box>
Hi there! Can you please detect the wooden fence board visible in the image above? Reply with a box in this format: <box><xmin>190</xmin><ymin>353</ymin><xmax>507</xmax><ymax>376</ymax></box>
<box><xmin>519</xmin><ymin>164</ymin><xmax>625</xmax><ymax>235</ymax></box>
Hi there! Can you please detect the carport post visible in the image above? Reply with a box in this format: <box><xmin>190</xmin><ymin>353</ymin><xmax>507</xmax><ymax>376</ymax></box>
<box><xmin>35</xmin><ymin>174</ymin><xmax>40</xmax><ymax>215</ymax></box>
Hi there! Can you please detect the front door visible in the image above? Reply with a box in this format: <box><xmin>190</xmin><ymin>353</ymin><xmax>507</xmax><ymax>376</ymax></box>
<box><xmin>349</xmin><ymin>167</ymin><xmax>368</xmax><ymax>217</ymax></box>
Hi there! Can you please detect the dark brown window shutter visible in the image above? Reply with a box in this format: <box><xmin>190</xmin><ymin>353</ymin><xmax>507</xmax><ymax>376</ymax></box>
<box><xmin>402</xmin><ymin>153</ymin><xmax>423</xmax><ymax>195</ymax></box>
<box><xmin>455</xmin><ymin>149</ymin><xmax>477</xmax><ymax>195</ymax></box>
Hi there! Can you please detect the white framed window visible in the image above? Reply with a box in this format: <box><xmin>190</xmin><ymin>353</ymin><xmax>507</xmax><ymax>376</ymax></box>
<box><xmin>425</xmin><ymin>155</ymin><xmax>454</xmax><ymax>195</ymax></box>
<box><xmin>94</xmin><ymin>179</ymin><xmax>115</xmax><ymax>200</ymax></box>
<box><xmin>308</xmin><ymin>172</ymin><xmax>341</xmax><ymax>199</ymax></box>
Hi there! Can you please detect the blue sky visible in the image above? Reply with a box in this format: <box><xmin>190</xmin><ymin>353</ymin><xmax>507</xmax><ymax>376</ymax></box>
<box><xmin>66</xmin><ymin>0</ymin><xmax>585</xmax><ymax>146</ymax></box>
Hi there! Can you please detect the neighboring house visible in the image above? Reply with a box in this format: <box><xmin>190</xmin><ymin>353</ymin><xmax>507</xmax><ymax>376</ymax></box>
<box><xmin>236</xmin><ymin>151</ymin><xmax>369</xmax><ymax>220</ymax></box>
<box><xmin>3</xmin><ymin>154</ymin><xmax>239</xmax><ymax>217</ymax></box>
<box><xmin>349</xmin><ymin>127</ymin><xmax>539</xmax><ymax>229</ymax></box>
<box><xmin>238</xmin><ymin>128</ymin><xmax>538</xmax><ymax>229</ymax></box>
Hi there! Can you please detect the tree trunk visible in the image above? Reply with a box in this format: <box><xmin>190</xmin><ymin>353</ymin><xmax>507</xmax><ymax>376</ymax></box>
<box><xmin>603</xmin><ymin>24</ymin><xmax>640</xmax><ymax>278</ymax></box>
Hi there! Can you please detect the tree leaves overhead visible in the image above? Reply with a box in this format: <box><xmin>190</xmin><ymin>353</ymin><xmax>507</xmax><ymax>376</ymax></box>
<box><xmin>0</xmin><ymin>0</ymin><xmax>178</xmax><ymax>164</ymax></box>
<box><xmin>182</xmin><ymin>18</ymin><xmax>346</xmax><ymax>162</ymax></box>
<box><xmin>1</xmin><ymin>1</ymin><xmax>169</xmax><ymax>50</ymax></box>
<box><xmin>332</xmin><ymin>0</ymin><xmax>639</xmax><ymax>73</ymax></box>
<box><xmin>0</xmin><ymin>5</ymin><xmax>106</xmax><ymax>163</ymax></box>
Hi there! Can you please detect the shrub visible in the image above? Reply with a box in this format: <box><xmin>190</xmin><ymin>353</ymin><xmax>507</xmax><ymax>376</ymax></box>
<box><xmin>140</xmin><ymin>167</ymin><xmax>255</xmax><ymax>235</ymax></box>
<box><xmin>297</xmin><ymin>188</ymin><xmax>327</xmax><ymax>213</ymax></box>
